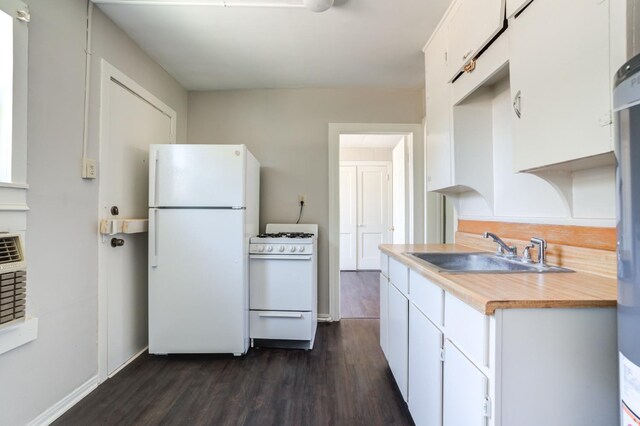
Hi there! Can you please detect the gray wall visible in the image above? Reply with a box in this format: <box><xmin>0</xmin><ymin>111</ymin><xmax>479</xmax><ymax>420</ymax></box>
<box><xmin>0</xmin><ymin>1</ymin><xmax>188</xmax><ymax>424</ymax></box>
<box><xmin>188</xmin><ymin>88</ymin><xmax>424</xmax><ymax>315</ymax></box>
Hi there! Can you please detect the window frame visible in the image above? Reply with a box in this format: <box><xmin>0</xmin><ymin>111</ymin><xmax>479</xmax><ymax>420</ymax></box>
<box><xmin>0</xmin><ymin>0</ymin><xmax>28</xmax><ymax>188</ymax></box>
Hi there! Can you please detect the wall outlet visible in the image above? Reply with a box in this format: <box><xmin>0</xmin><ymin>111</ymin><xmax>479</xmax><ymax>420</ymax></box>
<box><xmin>83</xmin><ymin>158</ymin><xmax>97</xmax><ymax>179</ymax></box>
<box><xmin>298</xmin><ymin>195</ymin><xmax>305</xmax><ymax>204</ymax></box>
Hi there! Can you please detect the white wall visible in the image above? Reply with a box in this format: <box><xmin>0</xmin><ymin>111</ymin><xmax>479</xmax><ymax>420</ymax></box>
<box><xmin>0</xmin><ymin>2</ymin><xmax>188</xmax><ymax>424</ymax></box>
<box><xmin>188</xmin><ymin>88</ymin><xmax>424</xmax><ymax>315</ymax></box>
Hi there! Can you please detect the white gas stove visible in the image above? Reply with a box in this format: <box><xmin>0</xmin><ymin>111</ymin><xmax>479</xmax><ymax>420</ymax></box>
<box><xmin>249</xmin><ymin>224</ymin><xmax>318</xmax><ymax>349</ymax></box>
<box><xmin>249</xmin><ymin>225</ymin><xmax>316</xmax><ymax>255</ymax></box>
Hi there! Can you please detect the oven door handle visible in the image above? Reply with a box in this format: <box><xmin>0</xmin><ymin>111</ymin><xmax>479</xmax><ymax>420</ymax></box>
<box><xmin>249</xmin><ymin>255</ymin><xmax>312</xmax><ymax>260</ymax></box>
<box><xmin>258</xmin><ymin>312</ymin><xmax>304</xmax><ymax>319</ymax></box>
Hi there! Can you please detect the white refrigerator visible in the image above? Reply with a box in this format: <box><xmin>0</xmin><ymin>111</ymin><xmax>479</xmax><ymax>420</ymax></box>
<box><xmin>148</xmin><ymin>144</ymin><xmax>260</xmax><ymax>355</ymax></box>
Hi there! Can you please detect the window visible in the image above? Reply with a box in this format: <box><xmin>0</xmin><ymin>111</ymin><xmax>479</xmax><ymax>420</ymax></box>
<box><xmin>0</xmin><ymin>0</ymin><xmax>28</xmax><ymax>185</ymax></box>
<box><xmin>0</xmin><ymin>8</ymin><xmax>13</xmax><ymax>183</ymax></box>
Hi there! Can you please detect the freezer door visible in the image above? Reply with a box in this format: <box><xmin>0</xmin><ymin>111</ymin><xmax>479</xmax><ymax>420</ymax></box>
<box><xmin>148</xmin><ymin>208</ymin><xmax>248</xmax><ymax>354</ymax></box>
<box><xmin>149</xmin><ymin>144</ymin><xmax>247</xmax><ymax>208</ymax></box>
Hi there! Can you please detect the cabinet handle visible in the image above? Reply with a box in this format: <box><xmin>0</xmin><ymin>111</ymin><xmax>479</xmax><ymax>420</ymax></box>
<box><xmin>513</xmin><ymin>90</ymin><xmax>522</xmax><ymax>118</ymax></box>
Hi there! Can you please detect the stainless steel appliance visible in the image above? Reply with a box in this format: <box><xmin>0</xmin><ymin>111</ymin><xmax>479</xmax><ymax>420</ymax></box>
<box><xmin>615</xmin><ymin>53</ymin><xmax>640</xmax><ymax>425</ymax></box>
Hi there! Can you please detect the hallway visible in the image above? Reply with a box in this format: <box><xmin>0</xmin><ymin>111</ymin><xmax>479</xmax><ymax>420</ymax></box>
<box><xmin>340</xmin><ymin>271</ymin><xmax>380</xmax><ymax>319</ymax></box>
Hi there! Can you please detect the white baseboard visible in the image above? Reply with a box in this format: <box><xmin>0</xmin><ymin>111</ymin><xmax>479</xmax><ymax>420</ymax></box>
<box><xmin>107</xmin><ymin>346</ymin><xmax>148</xmax><ymax>379</ymax></box>
<box><xmin>317</xmin><ymin>314</ymin><xmax>333</xmax><ymax>323</ymax></box>
<box><xmin>28</xmin><ymin>375</ymin><xmax>98</xmax><ymax>426</ymax></box>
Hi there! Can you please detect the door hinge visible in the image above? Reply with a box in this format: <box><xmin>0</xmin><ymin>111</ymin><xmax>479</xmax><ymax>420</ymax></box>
<box><xmin>440</xmin><ymin>347</ymin><xmax>446</xmax><ymax>362</ymax></box>
<box><xmin>483</xmin><ymin>396</ymin><xmax>492</xmax><ymax>418</ymax></box>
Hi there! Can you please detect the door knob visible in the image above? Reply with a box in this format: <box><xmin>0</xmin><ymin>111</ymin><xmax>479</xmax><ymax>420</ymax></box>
<box><xmin>110</xmin><ymin>238</ymin><xmax>125</xmax><ymax>247</ymax></box>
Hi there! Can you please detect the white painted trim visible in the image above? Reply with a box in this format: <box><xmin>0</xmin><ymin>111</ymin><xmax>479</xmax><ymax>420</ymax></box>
<box><xmin>328</xmin><ymin>123</ymin><xmax>423</xmax><ymax>322</ymax></box>
<box><xmin>339</xmin><ymin>161</ymin><xmax>392</xmax><ymax>166</ymax></box>
<box><xmin>0</xmin><ymin>317</ymin><xmax>37</xmax><ymax>355</ymax></box>
<box><xmin>0</xmin><ymin>202</ymin><xmax>28</xmax><ymax>211</ymax></box>
<box><xmin>0</xmin><ymin>181</ymin><xmax>28</xmax><ymax>189</ymax></box>
<box><xmin>28</xmin><ymin>375</ymin><xmax>98</xmax><ymax>426</ymax></box>
<box><xmin>98</xmin><ymin>60</ymin><xmax>177</xmax><ymax>384</ymax></box>
<box><xmin>107</xmin><ymin>346</ymin><xmax>148</xmax><ymax>379</ymax></box>
<box><xmin>317</xmin><ymin>314</ymin><xmax>332</xmax><ymax>323</ymax></box>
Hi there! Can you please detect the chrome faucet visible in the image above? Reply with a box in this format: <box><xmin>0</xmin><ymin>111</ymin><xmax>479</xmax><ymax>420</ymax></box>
<box><xmin>483</xmin><ymin>232</ymin><xmax>518</xmax><ymax>258</ymax></box>
<box><xmin>530</xmin><ymin>237</ymin><xmax>548</xmax><ymax>266</ymax></box>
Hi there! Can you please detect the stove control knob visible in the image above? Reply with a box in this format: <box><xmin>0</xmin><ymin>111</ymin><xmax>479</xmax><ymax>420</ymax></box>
<box><xmin>258</xmin><ymin>245</ymin><xmax>265</xmax><ymax>252</ymax></box>
<box><xmin>266</xmin><ymin>246</ymin><xmax>273</xmax><ymax>252</ymax></box>
<box><xmin>298</xmin><ymin>246</ymin><xmax>305</xmax><ymax>252</ymax></box>
<box><xmin>290</xmin><ymin>246</ymin><xmax>296</xmax><ymax>253</ymax></box>
<box><xmin>278</xmin><ymin>246</ymin><xmax>285</xmax><ymax>252</ymax></box>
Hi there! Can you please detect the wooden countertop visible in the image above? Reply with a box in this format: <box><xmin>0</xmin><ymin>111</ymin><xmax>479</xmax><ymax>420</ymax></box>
<box><xmin>379</xmin><ymin>244</ymin><xmax>617</xmax><ymax>315</ymax></box>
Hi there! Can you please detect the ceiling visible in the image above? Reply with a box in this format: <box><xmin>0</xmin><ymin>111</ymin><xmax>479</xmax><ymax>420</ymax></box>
<box><xmin>339</xmin><ymin>134</ymin><xmax>404</xmax><ymax>148</ymax></box>
<box><xmin>94</xmin><ymin>0</ymin><xmax>452</xmax><ymax>90</ymax></box>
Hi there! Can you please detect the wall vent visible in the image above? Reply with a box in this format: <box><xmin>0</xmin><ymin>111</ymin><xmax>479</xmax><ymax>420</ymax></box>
<box><xmin>0</xmin><ymin>234</ymin><xmax>26</xmax><ymax>328</ymax></box>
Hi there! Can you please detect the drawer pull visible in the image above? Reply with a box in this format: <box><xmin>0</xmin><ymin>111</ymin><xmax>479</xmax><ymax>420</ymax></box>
<box><xmin>258</xmin><ymin>312</ymin><xmax>303</xmax><ymax>319</ymax></box>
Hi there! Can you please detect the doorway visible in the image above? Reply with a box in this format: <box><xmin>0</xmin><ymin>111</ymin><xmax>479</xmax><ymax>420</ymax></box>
<box><xmin>336</xmin><ymin>132</ymin><xmax>415</xmax><ymax>319</ymax></box>
<box><xmin>98</xmin><ymin>62</ymin><xmax>176</xmax><ymax>382</ymax></box>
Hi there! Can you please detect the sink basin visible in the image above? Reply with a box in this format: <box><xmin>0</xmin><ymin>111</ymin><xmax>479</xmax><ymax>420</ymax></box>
<box><xmin>406</xmin><ymin>252</ymin><xmax>573</xmax><ymax>274</ymax></box>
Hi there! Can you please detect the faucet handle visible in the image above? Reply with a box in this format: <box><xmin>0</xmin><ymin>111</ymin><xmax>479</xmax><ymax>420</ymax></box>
<box><xmin>522</xmin><ymin>244</ymin><xmax>534</xmax><ymax>263</ymax></box>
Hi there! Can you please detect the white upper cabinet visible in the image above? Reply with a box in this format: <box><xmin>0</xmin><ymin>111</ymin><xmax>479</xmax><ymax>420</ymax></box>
<box><xmin>425</xmin><ymin>27</ymin><xmax>453</xmax><ymax>191</ymax></box>
<box><xmin>506</xmin><ymin>0</ymin><xmax>532</xmax><ymax>19</ymax></box>
<box><xmin>447</xmin><ymin>0</ymin><xmax>506</xmax><ymax>80</ymax></box>
<box><xmin>509</xmin><ymin>0</ymin><xmax>612</xmax><ymax>172</ymax></box>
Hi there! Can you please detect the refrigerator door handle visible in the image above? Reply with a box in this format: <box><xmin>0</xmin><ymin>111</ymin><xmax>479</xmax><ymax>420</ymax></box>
<box><xmin>149</xmin><ymin>149</ymin><xmax>159</xmax><ymax>207</ymax></box>
<box><xmin>150</xmin><ymin>209</ymin><xmax>158</xmax><ymax>267</ymax></box>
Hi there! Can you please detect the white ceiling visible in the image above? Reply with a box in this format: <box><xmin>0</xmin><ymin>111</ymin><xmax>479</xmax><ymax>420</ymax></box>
<box><xmin>339</xmin><ymin>134</ymin><xmax>404</xmax><ymax>148</ymax></box>
<box><xmin>94</xmin><ymin>0</ymin><xmax>452</xmax><ymax>90</ymax></box>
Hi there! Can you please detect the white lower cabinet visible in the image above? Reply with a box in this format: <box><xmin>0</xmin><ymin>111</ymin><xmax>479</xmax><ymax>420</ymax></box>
<box><xmin>408</xmin><ymin>304</ymin><xmax>443</xmax><ymax>426</ymax></box>
<box><xmin>443</xmin><ymin>339</ymin><xmax>488</xmax><ymax>426</ymax></box>
<box><xmin>388</xmin><ymin>283</ymin><xmax>409</xmax><ymax>401</ymax></box>
<box><xmin>380</xmin><ymin>257</ymin><xmax>618</xmax><ymax>426</ymax></box>
<box><xmin>379</xmin><ymin>273</ymin><xmax>389</xmax><ymax>359</ymax></box>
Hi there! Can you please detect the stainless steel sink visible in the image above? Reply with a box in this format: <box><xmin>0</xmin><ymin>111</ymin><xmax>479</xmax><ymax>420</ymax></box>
<box><xmin>406</xmin><ymin>252</ymin><xmax>573</xmax><ymax>274</ymax></box>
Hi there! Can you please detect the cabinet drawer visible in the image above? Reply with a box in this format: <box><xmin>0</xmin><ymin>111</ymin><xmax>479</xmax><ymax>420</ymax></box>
<box><xmin>444</xmin><ymin>293</ymin><xmax>488</xmax><ymax>367</ymax></box>
<box><xmin>409</xmin><ymin>270</ymin><xmax>444</xmax><ymax>326</ymax></box>
<box><xmin>389</xmin><ymin>258</ymin><xmax>409</xmax><ymax>296</ymax></box>
<box><xmin>380</xmin><ymin>252</ymin><xmax>389</xmax><ymax>278</ymax></box>
<box><xmin>250</xmin><ymin>311</ymin><xmax>313</xmax><ymax>341</ymax></box>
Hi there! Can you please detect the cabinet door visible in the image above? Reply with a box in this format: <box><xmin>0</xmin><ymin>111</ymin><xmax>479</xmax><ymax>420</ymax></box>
<box><xmin>447</xmin><ymin>0</ymin><xmax>505</xmax><ymax>78</ymax></box>
<box><xmin>509</xmin><ymin>0</ymin><xmax>611</xmax><ymax>172</ymax></box>
<box><xmin>443</xmin><ymin>340</ymin><xmax>488</xmax><ymax>426</ymax></box>
<box><xmin>408</xmin><ymin>304</ymin><xmax>443</xmax><ymax>426</ymax></box>
<box><xmin>380</xmin><ymin>273</ymin><xmax>389</xmax><ymax>360</ymax></box>
<box><xmin>425</xmin><ymin>28</ymin><xmax>453</xmax><ymax>191</ymax></box>
<box><xmin>388</xmin><ymin>283</ymin><xmax>409</xmax><ymax>401</ymax></box>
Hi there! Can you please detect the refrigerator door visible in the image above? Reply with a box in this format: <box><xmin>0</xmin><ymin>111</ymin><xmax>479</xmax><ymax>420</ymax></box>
<box><xmin>149</xmin><ymin>144</ymin><xmax>247</xmax><ymax>208</ymax></box>
<box><xmin>615</xmin><ymin>54</ymin><xmax>640</xmax><ymax>424</ymax></box>
<box><xmin>148</xmin><ymin>208</ymin><xmax>248</xmax><ymax>354</ymax></box>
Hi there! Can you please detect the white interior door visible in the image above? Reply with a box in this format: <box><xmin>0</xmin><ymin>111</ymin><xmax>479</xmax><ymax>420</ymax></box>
<box><xmin>103</xmin><ymin>77</ymin><xmax>173</xmax><ymax>376</ymax></box>
<box><xmin>339</xmin><ymin>166</ymin><xmax>357</xmax><ymax>270</ymax></box>
<box><xmin>357</xmin><ymin>165</ymin><xmax>390</xmax><ymax>270</ymax></box>
<box><xmin>392</xmin><ymin>139</ymin><xmax>406</xmax><ymax>244</ymax></box>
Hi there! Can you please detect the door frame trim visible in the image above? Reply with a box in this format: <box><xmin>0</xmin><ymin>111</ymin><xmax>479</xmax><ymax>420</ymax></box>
<box><xmin>328</xmin><ymin>123</ymin><xmax>423</xmax><ymax>322</ymax></box>
<box><xmin>97</xmin><ymin>60</ymin><xmax>177</xmax><ymax>383</ymax></box>
<box><xmin>339</xmin><ymin>161</ymin><xmax>393</xmax><ymax>271</ymax></box>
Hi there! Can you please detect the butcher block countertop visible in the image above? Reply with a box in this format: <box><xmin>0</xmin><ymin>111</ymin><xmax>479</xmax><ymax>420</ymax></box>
<box><xmin>379</xmin><ymin>244</ymin><xmax>617</xmax><ymax>315</ymax></box>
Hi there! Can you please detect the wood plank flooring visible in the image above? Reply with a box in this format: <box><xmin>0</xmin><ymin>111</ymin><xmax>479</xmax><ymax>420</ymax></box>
<box><xmin>55</xmin><ymin>320</ymin><xmax>412</xmax><ymax>426</ymax></box>
<box><xmin>340</xmin><ymin>271</ymin><xmax>380</xmax><ymax>319</ymax></box>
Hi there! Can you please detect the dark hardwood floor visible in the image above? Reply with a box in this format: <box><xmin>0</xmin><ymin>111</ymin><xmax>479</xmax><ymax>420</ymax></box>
<box><xmin>55</xmin><ymin>320</ymin><xmax>412</xmax><ymax>426</ymax></box>
<box><xmin>340</xmin><ymin>271</ymin><xmax>380</xmax><ymax>319</ymax></box>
